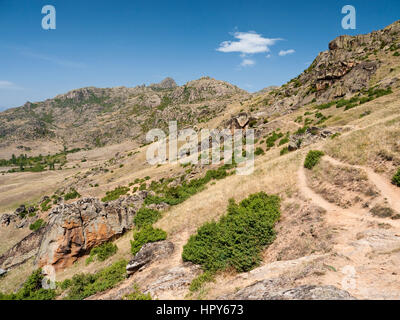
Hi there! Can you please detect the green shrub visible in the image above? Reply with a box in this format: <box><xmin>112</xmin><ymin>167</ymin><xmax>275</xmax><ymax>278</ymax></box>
<box><xmin>29</xmin><ymin>219</ymin><xmax>45</xmax><ymax>232</ymax></box>
<box><xmin>304</xmin><ymin>150</ymin><xmax>325</xmax><ymax>169</ymax></box>
<box><xmin>0</xmin><ymin>269</ymin><xmax>56</xmax><ymax>300</ymax></box>
<box><xmin>280</xmin><ymin>147</ymin><xmax>289</xmax><ymax>156</ymax></box>
<box><xmin>254</xmin><ymin>147</ymin><xmax>265</xmax><ymax>156</ymax></box>
<box><xmin>133</xmin><ymin>207</ymin><xmax>162</xmax><ymax>229</ymax></box>
<box><xmin>101</xmin><ymin>186</ymin><xmax>129</xmax><ymax>202</ymax></box>
<box><xmin>315</xmin><ymin>101</ymin><xmax>335</xmax><ymax>110</ymax></box>
<box><xmin>60</xmin><ymin>279</ymin><xmax>72</xmax><ymax>290</ymax></box>
<box><xmin>393</xmin><ymin>51</ymin><xmax>400</xmax><ymax>57</ymax></box>
<box><xmin>64</xmin><ymin>260</ymin><xmax>127</xmax><ymax>300</ymax></box>
<box><xmin>64</xmin><ymin>188</ymin><xmax>81</xmax><ymax>201</ymax></box>
<box><xmin>266</xmin><ymin>131</ymin><xmax>284</xmax><ymax>148</ymax></box>
<box><xmin>294</xmin><ymin>126</ymin><xmax>308</xmax><ymax>135</ymax></box>
<box><xmin>392</xmin><ymin>168</ymin><xmax>400</xmax><ymax>187</ymax></box>
<box><xmin>124</xmin><ymin>284</ymin><xmax>152</xmax><ymax>300</ymax></box>
<box><xmin>40</xmin><ymin>198</ymin><xmax>52</xmax><ymax>211</ymax></box>
<box><xmin>278</xmin><ymin>136</ymin><xmax>289</xmax><ymax>146</ymax></box>
<box><xmin>139</xmin><ymin>183</ymin><xmax>147</xmax><ymax>191</ymax></box>
<box><xmin>86</xmin><ymin>242</ymin><xmax>118</xmax><ymax>265</ymax></box>
<box><xmin>131</xmin><ymin>226</ymin><xmax>167</xmax><ymax>255</ymax></box>
<box><xmin>182</xmin><ymin>192</ymin><xmax>280</xmax><ymax>272</ymax></box>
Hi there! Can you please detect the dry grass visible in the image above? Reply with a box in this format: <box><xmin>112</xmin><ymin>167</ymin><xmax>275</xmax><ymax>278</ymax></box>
<box><xmin>324</xmin><ymin>116</ymin><xmax>400</xmax><ymax>168</ymax></box>
<box><xmin>155</xmin><ymin>150</ymin><xmax>302</xmax><ymax>236</ymax></box>
<box><xmin>0</xmin><ymin>258</ymin><xmax>35</xmax><ymax>293</ymax></box>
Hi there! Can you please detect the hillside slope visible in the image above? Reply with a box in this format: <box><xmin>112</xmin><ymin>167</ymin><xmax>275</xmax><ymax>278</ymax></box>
<box><xmin>1</xmin><ymin>20</ymin><xmax>400</xmax><ymax>300</ymax></box>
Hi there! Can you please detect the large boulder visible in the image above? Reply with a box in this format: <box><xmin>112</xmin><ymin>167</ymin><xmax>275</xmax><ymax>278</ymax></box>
<box><xmin>0</xmin><ymin>213</ymin><xmax>17</xmax><ymax>226</ymax></box>
<box><xmin>126</xmin><ymin>241</ymin><xmax>174</xmax><ymax>275</ymax></box>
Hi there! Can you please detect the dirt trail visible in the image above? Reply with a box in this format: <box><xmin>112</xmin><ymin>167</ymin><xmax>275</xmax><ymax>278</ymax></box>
<box><xmin>324</xmin><ymin>155</ymin><xmax>400</xmax><ymax>213</ymax></box>
<box><xmin>90</xmin><ymin>230</ymin><xmax>193</xmax><ymax>300</ymax></box>
<box><xmin>297</xmin><ymin>155</ymin><xmax>400</xmax><ymax>299</ymax></box>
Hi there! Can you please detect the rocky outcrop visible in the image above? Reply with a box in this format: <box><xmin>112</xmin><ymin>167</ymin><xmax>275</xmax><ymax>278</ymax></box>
<box><xmin>223</xmin><ymin>279</ymin><xmax>355</xmax><ymax>300</ymax></box>
<box><xmin>250</xmin><ymin>20</ymin><xmax>400</xmax><ymax>118</ymax></box>
<box><xmin>126</xmin><ymin>241</ymin><xmax>174</xmax><ymax>275</ymax></box>
<box><xmin>149</xmin><ymin>77</ymin><xmax>177</xmax><ymax>89</ymax></box>
<box><xmin>0</xmin><ymin>192</ymin><xmax>149</xmax><ymax>271</ymax></box>
<box><xmin>36</xmin><ymin>192</ymin><xmax>148</xmax><ymax>270</ymax></box>
<box><xmin>271</xmin><ymin>285</ymin><xmax>356</xmax><ymax>300</ymax></box>
<box><xmin>288</xmin><ymin>127</ymin><xmax>337</xmax><ymax>151</ymax></box>
<box><xmin>0</xmin><ymin>213</ymin><xmax>17</xmax><ymax>227</ymax></box>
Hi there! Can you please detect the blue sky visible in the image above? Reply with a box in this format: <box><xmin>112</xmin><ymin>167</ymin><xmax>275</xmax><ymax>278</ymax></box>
<box><xmin>0</xmin><ymin>0</ymin><xmax>399</xmax><ymax>110</ymax></box>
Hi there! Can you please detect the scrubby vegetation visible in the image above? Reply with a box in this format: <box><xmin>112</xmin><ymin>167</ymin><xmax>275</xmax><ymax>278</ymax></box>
<box><xmin>392</xmin><ymin>168</ymin><xmax>400</xmax><ymax>187</ymax></box>
<box><xmin>0</xmin><ymin>148</ymin><xmax>82</xmax><ymax>173</ymax></box>
<box><xmin>85</xmin><ymin>242</ymin><xmax>118</xmax><ymax>265</ymax></box>
<box><xmin>304</xmin><ymin>150</ymin><xmax>325</xmax><ymax>169</ymax></box>
<box><xmin>29</xmin><ymin>219</ymin><xmax>45</xmax><ymax>232</ymax></box>
<box><xmin>40</xmin><ymin>198</ymin><xmax>52</xmax><ymax>211</ymax></box>
<box><xmin>189</xmin><ymin>270</ymin><xmax>215</xmax><ymax>292</ymax></box>
<box><xmin>254</xmin><ymin>147</ymin><xmax>265</xmax><ymax>156</ymax></box>
<box><xmin>123</xmin><ymin>284</ymin><xmax>152</xmax><ymax>300</ymax></box>
<box><xmin>280</xmin><ymin>147</ymin><xmax>289</xmax><ymax>156</ymax></box>
<box><xmin>101</xmin><ymin>186</ymin><xmax>130</xmax><ymax>202</ymax></box>
<box><xmin>0</xmin><ymin>269</ymin><xmax>56</xmax><ymax>300</ymax></box>
<box><xmin>130</xmin><ymin>226</ymin><xmax>167</xmax><ymax>255</ymax></box>
<box><xmin>63</xmin><ymin>260</ymin><xmax>127</xmax><ymax>300</ymax></box>
<box><xmin>134</xmin><ymin>207</ymin><xmax>162</xmax><ymax>229</ymax></box>
<box><xmin>266</xmin><ymin>131</ymin><xmax>284</xmax><ymax>148</ymax></box>
<box><xmin>182</xmin><ymin>192</ymin><xmax>280</xmax><ymax>272</ymax></box>
<box><xmin>144</xmin><ymin>163</ymin><xmax>236</xmax><ymax>207</ymax></box>
<box><xmin>64</xmin><ymin>188</ymin><xmax>81</xmax><ymax>201</ymax></box>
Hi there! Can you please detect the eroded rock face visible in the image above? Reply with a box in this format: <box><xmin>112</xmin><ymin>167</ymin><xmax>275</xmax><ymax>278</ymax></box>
<box><xmin>270</xmin><ymin>285</ymin><xmax>356</xmax><ymax>300</ymax></box>
<box><xmin>126</xmin><ymin>241</ymin><xmax>174</xmax><ymax>275</ymax></box>
<box><xmin>35</xmin><ymin>193</ymin><xmax>148</xmax><ymax>270</ymax></box>
<box><xmin>223</xmin><ymin>279</ymin><xmax>355</xmax><ymax>300</ymax></box>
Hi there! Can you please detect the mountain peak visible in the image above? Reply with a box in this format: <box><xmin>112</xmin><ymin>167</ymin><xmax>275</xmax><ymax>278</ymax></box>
<box><xmin>149</xmin><ymin>77</ymin><xmax>177</xmax><ymax>89</ymax></box>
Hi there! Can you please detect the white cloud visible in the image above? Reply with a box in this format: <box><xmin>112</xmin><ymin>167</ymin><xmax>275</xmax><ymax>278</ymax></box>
<box><xmin>0</xmin><ymin>81</ymin><xmax>21</xmax><ymax>90</ymax></box>
<box><xmin>217</xmin><ymin>31</ymin><xmax>281</xmax><ymax>54</ymax></box>
<box><xmin>240</xmin><ymin>59</ymin><xmax>255</xmax><ymax>67</ymax></box>
<box><xmin>279</xmin><ymin>49</ymin><xmax>295</xmax><ymax>56</ymax></box>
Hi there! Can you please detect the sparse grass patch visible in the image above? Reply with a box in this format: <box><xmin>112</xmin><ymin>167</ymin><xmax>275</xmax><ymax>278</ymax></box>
<box><xmin>123</xmin><ymin>284</ymin><xmax>152</xmax><ymax>300</ymax></box>
<box><xmin>29</xmin><ymin>219</ymin><xmax>45</xmax><ymax>232</ymax></box>
<box><xmin>370</xmin><ymin>204</ymin><xmax>395</xmax><ymax>218</ymax></box>
<box><xmin>189</xmin><ymin>270</ymin><xmax>215</xmax><ymax>292</ymax></box>
<box><xmin>101</xmin><ymin>186</ymin><xmax>129</xmax><ymax>202</ymax></box>
<box><xmin>64</xmin><ymin>188</ymin><xmax>81</xmax><ymax>201</ymax></box>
